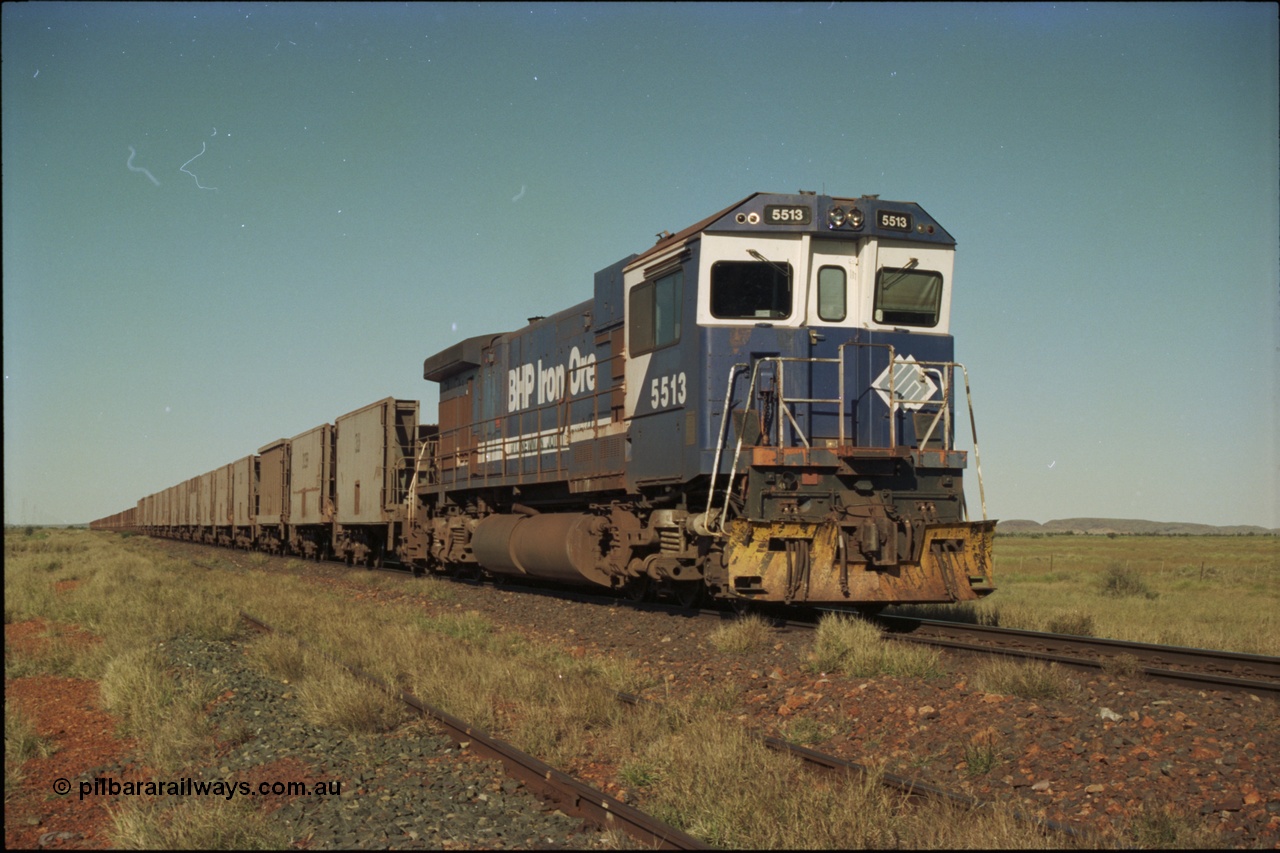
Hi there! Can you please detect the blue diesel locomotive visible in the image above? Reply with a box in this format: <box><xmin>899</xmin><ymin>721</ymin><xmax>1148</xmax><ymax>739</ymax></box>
<box><xmin>409</xmin><ymin>191</ymin><xmax>995</xmax><ymax>606</ymax></box>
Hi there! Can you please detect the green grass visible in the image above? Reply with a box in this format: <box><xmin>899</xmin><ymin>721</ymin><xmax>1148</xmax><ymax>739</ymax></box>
<box><xmin>890</xmin><ymin>535</ymin><xmax>1279</xmax><ymax>654</ymax></box>
<box><xmin>962</xmin><ymin>732</ymin><xmax>1000</xmax><ymax>777</ymax></box>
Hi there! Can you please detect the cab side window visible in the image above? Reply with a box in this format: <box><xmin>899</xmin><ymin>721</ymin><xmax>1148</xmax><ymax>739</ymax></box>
<box><xmin>710</xmin><ymin>260</ymin><xmax>792</xmax><ymax>320</ymax></box>
<box><xmin>629</xmin><ymin>269</ymin><xmax>682</xmax><ymax>355</ymax></box>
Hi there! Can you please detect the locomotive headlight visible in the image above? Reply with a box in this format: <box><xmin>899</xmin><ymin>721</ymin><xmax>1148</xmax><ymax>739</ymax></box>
<box><xmin>827</xmin><ymin>206</ymin><xmax>847</xmax><ymax>228</ymax></box>
<box><xmin>849</xmin><ymin>207</ymin><xmax>865</xmax><ymax>228</ymax></box>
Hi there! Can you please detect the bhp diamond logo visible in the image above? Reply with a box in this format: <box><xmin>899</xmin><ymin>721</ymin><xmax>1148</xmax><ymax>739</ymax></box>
<box><xmin>871</xmin><ymin>356</ymin><xmax>938</xmax><ymax>411</ymax></box>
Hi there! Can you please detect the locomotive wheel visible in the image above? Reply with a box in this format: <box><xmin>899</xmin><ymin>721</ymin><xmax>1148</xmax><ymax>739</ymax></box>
<box><xmin>672</xmin><ymin>580</ymin><xmax>704</xmax><ymax>610</ymax></box>
<box><xmin>455</xmin><ymin>563</ymin><xmax>483</xmax><ymax>582</ymax></box>
<box><xmin>623</xmin><ymin>575</ymin><xmax>651</xmax><ymax>603</ymax></box>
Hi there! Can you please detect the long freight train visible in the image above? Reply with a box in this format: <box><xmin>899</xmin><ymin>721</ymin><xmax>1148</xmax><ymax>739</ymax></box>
<box><xmin>92</xmin><ymin>191</ymin><xmax>995</xmax><ymax>608</ymax></box>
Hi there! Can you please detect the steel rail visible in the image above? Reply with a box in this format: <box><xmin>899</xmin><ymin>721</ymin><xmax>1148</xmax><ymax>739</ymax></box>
<box><xmin>215</xmin><ymin>541</ymin><xmax>1278</xmax><ymax>701</ymax></box>
<box><xmin>238</xmin><ymin>612</ymin><xmax>707</xmax><ymax>850</ymax></box>
<box><xmin>873</xmin><ymin>615</ymin><xmax>1280</xmax><ymax>698</ymax></box>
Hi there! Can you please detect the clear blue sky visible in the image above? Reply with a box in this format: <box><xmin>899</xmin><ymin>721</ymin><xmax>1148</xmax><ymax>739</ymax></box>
<box><xmin>4</xmin><ymin>2</ymin><xmax>1277</xmax><ymax>528</ymax></box>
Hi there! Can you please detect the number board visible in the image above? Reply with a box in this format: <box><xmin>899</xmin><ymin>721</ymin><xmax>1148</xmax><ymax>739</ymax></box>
<box><xmin>877</xmin><ymin>210</ymin><xmax>913</xmax><ymax>232</ymax></box>
<box><xmin>763</xmin><ymin>205</ymin><xmax>812</xmax><ymax>225</ymax></box>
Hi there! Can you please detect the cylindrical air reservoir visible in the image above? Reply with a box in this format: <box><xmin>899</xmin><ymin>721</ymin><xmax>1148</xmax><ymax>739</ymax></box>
<box><xmin>471</xmin><ymin>513</ymin><xmax>610</xmax><ymax>586</ymax></box>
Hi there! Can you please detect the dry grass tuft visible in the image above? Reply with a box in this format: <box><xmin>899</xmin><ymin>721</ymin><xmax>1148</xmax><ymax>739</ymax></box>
<box><xmin>1102</xmin><ymin>653</ymin><xmax>1143</xmax><ymax>678</ymax></box>
<box><xmin>1125</xmin><ymin>800</ymin><xmax>1219</xmax><ymax>848</ymax></box>
<box><xmin>708</xmin><ymin>614</ymin><xmax>774</xmax><ymax>654</ymax></box>
<box><xmin>636</xmin><ymin>716</ymin><xmax>906</xmax><ymax>848</ymax></box>
<box><xmin>5</xmin><ymin>701</ymin><xmax>56</xmax><ymax>795</ymax></box>
<box><xmin>245</xmin><ymin>632</ymin><xmax>309</xmax><ymax>682</ymax></box>
<box><xmin>809</xmin><ymin>613</ymin><xmax>944</xmax><ymax>679</ymax></box>
<box><xmin>99</xmin><ymin>647</ymin><xmax>222</xmax><ymax>773</ymax></box>
<box><xmin>1045</xmin><ymin>610</ymin><xmax>1095</xmax><ymax>636</ymax></box>
<box><xmin>970</xmin><ymin>658</ymin><xmax>1080</xmax><ymax>702</ymax></box>
<box><xmin>1099</xmin><ymin>563</ymin><xmax>1156</xmax><ymax>599</ymax></box>
<box><xmin>292</xmin><ymin>657</ymin><xmax>412</xmax><ymax>735</ymax></box>
<box><xmin>110</xmin><ymin>793</ymin><xmax>292</xmax><ymax>850</ymax></box>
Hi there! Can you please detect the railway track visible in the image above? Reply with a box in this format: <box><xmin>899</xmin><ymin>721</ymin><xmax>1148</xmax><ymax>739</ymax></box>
<box><xmin>486</xmin><ymin>580</ymin><xmax>1280</xmax><ymax>700</ymax></box>
<box><xmin>403</xmin><ymin>570</ymin><xmax>1280</xmax><ymax>701</ymax></box>
<box><xmin>331</xmin><ymin>551</ymin><xmax>1280</xmax><ymax>701</ymax></box>
<box><xmin>868</xmin><ymin>614</ymin><xmax>1280</xmax><ymax>699</ymax></box>
<box><xmin>237</xmin><ymin>612</ymin><xmax>707</xmax><ymax>850</ymax></box>
<box><xmin>195</xmin><ymin>538</ymin><xmax>1279</xmax><ymax>701</ymax></box>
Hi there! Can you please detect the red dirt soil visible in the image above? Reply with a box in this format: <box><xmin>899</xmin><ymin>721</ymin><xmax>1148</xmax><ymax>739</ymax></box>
<box><xmin>5</xmin><ymin>620</ymin><xmax>146</xmax><ymax>850</ymax></box>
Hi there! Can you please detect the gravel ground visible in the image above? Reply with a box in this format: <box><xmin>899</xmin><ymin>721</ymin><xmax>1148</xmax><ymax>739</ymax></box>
<box><xmin>155</xmin><ymin>633</ymin><xmax>619</xmax><ymax>849</ymax></box>
<box><xmin>4</xmin><ymin>615</ymin><xmax>623</xmax><ymax>850</ymax></box>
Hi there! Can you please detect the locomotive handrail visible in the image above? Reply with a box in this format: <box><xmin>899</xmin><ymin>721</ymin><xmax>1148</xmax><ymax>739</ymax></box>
<box><xmin>960</xmin><ymin>364</ymin><xmax>988</xmax><ymax>520</ymax></box>
<box><xmin>705</xmin><ymin>343</ymin><xmax>994</xmax><ymax>533</ymax></box>
<box><xmin>709</xmin><ymin>351</ymin><xmax>857</xmax><ymax>534</ymax></box>
<box><xmin>703</xmin><ymin>362</ymin><xmax>748</xmax><ymax>532</ymax></box>
<box><xmin>710</xmin><ymin>360</ymin><xmax>768</xmax><ymax>534</ymax></box>
<box><xmin>879</xmin><ymin>358</ymin><xmax>986</xmax><ymax>521</ymax></box>
<box><xmin>405</xmin><ymin>437</ymin><xmax>437</xmax><ymax>521</ymax></box>
<box><xmin>903</xmin><ymin>364</ymin><xmax>951</xmax><ymax>452</ymax></box>
<box><xmin>770</xmin><ymin>354</ymin><xmax>844</xmax><ymax>448</ymax></box>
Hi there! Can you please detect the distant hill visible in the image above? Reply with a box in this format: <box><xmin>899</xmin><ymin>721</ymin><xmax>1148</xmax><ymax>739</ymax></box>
<box><xmin>996</xmin><ymin>518</ymin><xmax>1278</xmax><ymax>536</ymax></box>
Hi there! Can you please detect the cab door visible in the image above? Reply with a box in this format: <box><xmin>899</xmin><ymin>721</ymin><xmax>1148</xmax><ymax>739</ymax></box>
<box><xmin>806</xmin><ymin>239</ymin><xmax>861</xmax><ymax>330</ymax></box>
<box><xmin>803</xmin><ymin>240</ymin><xmax>862</xmax><ymax>444</ymax></box>
<box><xmin>623</xmin><ymin>258</ymin><xmax>694</xmax><ymax>486</ymax></box>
